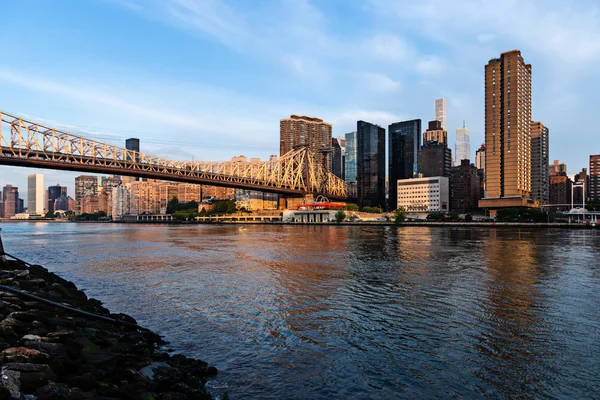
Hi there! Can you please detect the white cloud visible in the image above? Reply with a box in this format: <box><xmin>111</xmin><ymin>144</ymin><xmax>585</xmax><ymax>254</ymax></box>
<box><xmin>361</xmin><ymin>72</ymin><xmax>402</xmax><ymax>92</ymax></box>
<box><xmin>416</xmin><ymin>56</ymin><xmax>444</xmax><ymax>77</ymax></box>
<box><xmin>366</xmin><ymin>34</ymin><xmax>413</xmax><ymax>62</ymax></box>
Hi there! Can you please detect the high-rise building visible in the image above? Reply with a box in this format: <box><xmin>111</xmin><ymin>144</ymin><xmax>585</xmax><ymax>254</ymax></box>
<box><xmin>573</xmin><ymin>168</ymin><xmax>589</xmax><ymax>206</ymax></box>
<box><xmin>549</xmin><ymin>160</ymin><xmax>567</xmax><ymax>176</ymax></box>
<box><xmin>332</xmin><ymin>137</ymin><xmax>344</xmax><ymax>179</ymax></box>
<box><xmin>344</xmin><ymin>132</ymin><xmax>357</xmax><ymax>183</ymax></box>
<box><xmin>75</xmin><ymin>175</ymin><xmax>99</xmax><ymax>215</ymax></box>
<box><xmin>449</xmin><ymin>160</ymin><xmax>482</xmax><ymax>213</ymax></box>
<box><xmin>124</xmin><ymin>138</ymin><xmax>141</xmax><ymax>183</ymax></box>
<box><xmin>479</xmin><ymin>50</ymin><xmax>534</xmax><ymax>210</ymax></box>
<box><xmin>530</xmin><ymin>122</ymin><xmax>550</xmax><ymax>205</ymax></box>
<box><xmin>2</xmin><ymin>185</ymin><xmax>19</xmax><ymax>219</ymax></box>
<box><xmin>357</xmin><ymin>121</ymin><xmax>385</xmax><ymax>209</ymax></box>
<box><xmin>435</xmin><ymin>98</ymin><xmax>447</xmax><ymax>130</ymax></box>
<box><xmin>591</xmin><ymin>154</ymin><xmax>600</xmax><ymax>200</ymax></box>
<box><xmin>178</xmin><ymin>183</ymin><xmax>201</xmax><ymax>203</ymax></box>
<box><xmin>27</xmin><ymin>174</ymin><xmax>45</xmax><ymax>215</ymax></box>
<box><xmin>128</xmin><ymin>181</ymin><xmax>160</xmax><ymax>215</ymax></box>
<box><xmin>55</xmin><ymin>194</ymin><xmax>69</xmax><ymax>212</ymax></box>
<box><xmin>418</xmin><ymin>141</ymin><xmax>452</xmax><ymax>178</ymax></box>
<box><xmin>549</xmin><ymin>173</ymin><xmax>572</xmax><ymax>210</ymax></box>
<box><xmin>388</xmin><ymin>119</ymin><xmax>421</xmax><ymax>211</ymax></box>
<box><xmin>476</xmin><ymin>144</ymin><xmax>486</xmax><ymax>171</ymax></box>
<box><xmin>455</xmin><ymin>124</ymin><xmax>471</xmax><ymax>165</ymax></box>
<box><xmin>423</xmin><ymin>120</ymin><xmax>448</xmax><ymax>146</ymax></box>
<box><xmin>47</xmin><ymin>184</ymin><xmax>67</xmax><ymax>213</ymax></box>
<box><xmin>112</xmin><ymin>186</ymin><xmax>130</xmax><ymax>220</ymax></box>
<box><xmin>280</xmin><ymin>115</ymin><xmax>332</xmax><ymax>171</ymax></box>
<box><xmin>125</xmin><ymin>138</ymin><xmax>140</xmax><ymax>154</ymax></box>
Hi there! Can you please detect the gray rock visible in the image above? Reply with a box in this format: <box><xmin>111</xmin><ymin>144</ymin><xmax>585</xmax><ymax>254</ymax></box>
<box><xmin>81</xmin><ymin>349</ymin><xmax>120</xmax><ymax>369</ymax></box>
<box><xmin>0</xmin><ymin>370</ymin><xmax>21</xmax><ymax>397</ymax></box>
<box><xmin>139</xmin><ymin>362</ymin><xmax>171</xmax><ymax>380</ymax></box>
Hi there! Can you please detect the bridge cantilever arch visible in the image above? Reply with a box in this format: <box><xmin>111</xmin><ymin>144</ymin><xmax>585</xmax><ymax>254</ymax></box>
<box><xmin>0</xmin><ymin>111</ymin><xmax>347</xmax><ymax>201</ymax></box>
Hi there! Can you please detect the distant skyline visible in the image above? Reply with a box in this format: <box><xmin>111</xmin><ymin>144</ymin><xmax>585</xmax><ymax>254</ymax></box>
<box><xmin>2</xmin><ymin>0</ymin><xmax>599</xmax><ymax>200</ymax></box>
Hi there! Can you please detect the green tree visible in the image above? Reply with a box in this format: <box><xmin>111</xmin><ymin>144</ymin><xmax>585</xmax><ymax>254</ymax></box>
<box><xmin>394</xmin><ymin>207</ymin><xmax>406</xmax><ymax>224</ymax></box>
<box><xmin>346</xmin><ymin>203</ymin><xmax>359</xmax><ymax>211</ymax></box>
<box><xmin>335</xmin><ymin>210</ymin><xmax>346</xmax><ymax>223</ymax></box>
<box><xmin>167</xmin><ymin>196</ymin><xmax>179</xmax><ymax>214</ymax></box>
<box><xmin>427</xmin><ymin>212</ymin><xmax>444</xmax><ymax>221</ymax></box>
<box><xmin>362</xmin><ymin>206</ymin><xmax>382</xmax><ymax>213</ymax></box>
<box><xmin>45</xmin><ymin>211</ymin><xmax>56</xmax><ymax>219</ymax></box>
<box><xmin>587</xmin><ymin>199</ymin><xmax>600</xmax><ymax>211</ymax></box>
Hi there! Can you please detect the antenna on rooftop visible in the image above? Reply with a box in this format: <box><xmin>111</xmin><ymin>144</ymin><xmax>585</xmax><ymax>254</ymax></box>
<box><xmin>463</xmin><ymin>120</ymin><xmax>466</xmax><ymax>129</ymax></box>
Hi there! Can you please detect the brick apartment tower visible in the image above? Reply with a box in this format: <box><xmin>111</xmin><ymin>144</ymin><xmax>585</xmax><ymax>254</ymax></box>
<box><xmin>591</xmin><ymin>154</ymin><xmax>600</xmax><ymax>200</ymax></box>
<box><xmin>280</xmin><ymin>115</ymin><xmax>333</xmax><ymax>172</ymax></box>
<box><xmin>479</xmin><ymin>50</ymin><xmax>535</xmax><ymax>210</ymax></box>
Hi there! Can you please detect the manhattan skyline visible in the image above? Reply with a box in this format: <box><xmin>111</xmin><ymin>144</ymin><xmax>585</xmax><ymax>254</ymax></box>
<box><xmin>1</xmin><ymin>0</ymin><xmax>598</xmax><ymax>199</ymax></box>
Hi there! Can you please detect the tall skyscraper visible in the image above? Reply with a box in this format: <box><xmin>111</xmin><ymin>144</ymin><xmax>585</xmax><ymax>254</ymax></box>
<box><xmin>27</xmin><ymin>174</ymin><xmax>44</xmax><ymax>215</ymax></box>
<box><xmin>388</xmin><ymin>119</ymin><xmax>421</xmax><ymax>211</ymax></box>
<box><xmin>455</xmin><ymin>123</ymin><xmax>471</xmax><ymax>164</ymax></box>
<box><xmin>357</xmin><ymin>121</ymin><xmax>385</xmax><ymax>209</ymax></box>
<box><xmin>125</xmin><ymin>138</ymin><xmax>140</xmax><ymax>154</ymax></box>
<box><xmin>530</xmin><ymin>122</ymin><xmax>549</xmax><ymax>205</ymax></box>
<box><xmin>423</xmin><ymin>120</ymin><xmax>448</xmax><ymax>146</ymax></box>
<box><xmin>280</xmin><ymin>115</ymin><xmax>333</xmax><ymax>171</ymax></box>
<box><xmin>331</xmin><ymin>137</ymin><xmax>344</xmax><ymax>179</ymax></box>
<box><xmin>124</xmin><ymin>138</ymin><xmax>141</xmax><ymax>183</ymax></box>
<box><xmin>479</xmin><ymin>50</ymin><xmax>534</xmax><ymax>210</ymax></box>
<box><xmin>344</xmin><ymin>132</ymin><xmax>357</xmax><ymax>183</ymax></box>
<box><xmin>591</xmin><ymin>154</ymin><xmax>600</xmax><ymax>200</ymax></box>
<box><xmin>47</xmin><ymin>184</ymin><xmax>67</xmax><ymax>213</ymax></box>
<box><xmin>435</xmin><ymin>98</ymin><xmax>446</xmax><ymax>130</ymax></box>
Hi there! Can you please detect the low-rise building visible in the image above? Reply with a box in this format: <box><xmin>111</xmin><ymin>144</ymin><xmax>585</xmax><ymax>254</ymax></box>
<box><xmin>397</xmin><ymin>176</ymin><xmax>449</xmax><ymax>213</ymax></box>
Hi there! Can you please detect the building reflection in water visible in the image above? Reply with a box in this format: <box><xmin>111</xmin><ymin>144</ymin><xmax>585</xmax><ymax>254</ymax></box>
<box><xmin>476</xmin><ymin>229</ymin><xmax>550</xmax><ymax>397</ymax></box>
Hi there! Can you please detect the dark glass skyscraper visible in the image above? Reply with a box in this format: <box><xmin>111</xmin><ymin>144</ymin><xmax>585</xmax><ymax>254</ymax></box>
<box><xmin>357</xmin><ymin>121</ymin><xmax>385</xmax><ymax>209</ymax></box>
<box><xmin>47</xmin><ymin>184</ymin><xmax>67</xmax><ymax>213</ymax></box>
<box><xmin>388</xmin><ymin>119</ymin><xmax>421</xmax><ymax>211</ymax></box>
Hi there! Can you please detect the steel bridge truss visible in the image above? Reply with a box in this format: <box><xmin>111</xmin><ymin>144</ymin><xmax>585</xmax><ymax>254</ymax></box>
<box><xmin>0</xmin><ymin>111</ymin><xmax>346</xmax><ymax>199</ymax></box>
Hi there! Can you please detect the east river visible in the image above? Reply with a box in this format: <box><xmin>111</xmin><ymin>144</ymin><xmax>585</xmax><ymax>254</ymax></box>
<box><xmin>1</xmin><ymin>223</ymin><xmax>600</xmax><ymax>399</ymax></box>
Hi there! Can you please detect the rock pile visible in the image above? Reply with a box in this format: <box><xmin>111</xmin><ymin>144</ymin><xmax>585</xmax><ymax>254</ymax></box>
<box><xmin>0</xmin><ymin>259</ymin><xmax>217</xmax><ymax>399</ymax></box>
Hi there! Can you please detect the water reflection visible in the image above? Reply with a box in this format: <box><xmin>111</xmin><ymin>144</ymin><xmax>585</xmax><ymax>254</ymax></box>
<box><xmin>1</xmin><ymin>223</ymin><xmax>599</xmax><ymax>399</ymax></box>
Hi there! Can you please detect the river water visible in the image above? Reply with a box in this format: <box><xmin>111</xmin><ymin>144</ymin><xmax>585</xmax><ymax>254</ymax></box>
<box><xmin>1</xmin><ymin>223</ymin><xmax>599</xmax><ymax>399</ymax></box>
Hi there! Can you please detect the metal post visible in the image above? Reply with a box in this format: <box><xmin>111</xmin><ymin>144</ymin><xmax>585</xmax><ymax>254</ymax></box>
<box><xmin>0</xmin><ymin>228</ymin><xmax>6</xmax><ymax>264</ymax></box>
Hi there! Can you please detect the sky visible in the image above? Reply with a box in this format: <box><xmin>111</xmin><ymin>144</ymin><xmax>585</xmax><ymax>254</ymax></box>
<box><xmin>1</xmin><ymin>0</ymin><xmax>599</xmax><ymax>201</ymax></box>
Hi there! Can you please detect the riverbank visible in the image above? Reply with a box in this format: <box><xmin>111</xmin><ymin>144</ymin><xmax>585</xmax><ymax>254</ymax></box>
<box><xmin>0</xmin><ymin>254</ymin><xmax>218</xmax><ymax>399</ymax></box>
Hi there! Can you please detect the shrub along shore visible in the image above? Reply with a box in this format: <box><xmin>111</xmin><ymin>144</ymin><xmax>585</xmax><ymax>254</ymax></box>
<box><xmin>0</xmin><ymin>253</ymin><xmax>218</xmax><ymax>399</ymax></box>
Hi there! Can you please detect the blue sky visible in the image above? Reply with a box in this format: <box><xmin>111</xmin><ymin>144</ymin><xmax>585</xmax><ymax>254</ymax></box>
<box><xmin>1</xmin><ymin>0</ymin><xmax>599</xmax><ymax>200</ymax></box>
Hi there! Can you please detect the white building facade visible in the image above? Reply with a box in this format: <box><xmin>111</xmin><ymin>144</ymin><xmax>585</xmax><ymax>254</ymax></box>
<box><xmin>435</xmin><ymin>98</ymin><xmax>446</xmax><ymax>130</ymax></box>
<box><xmin>455</xmin><ymin>126</ymin><xmax>471</xmax><ymax>165</ymax></box>
<box><xmin>112</xmin><ymin>186</ymin><xmax>130</xmax><ymax>220</ymax></box>
<box><xmin>27</xmin><ymin>174</ymin><xmax>44</xmax><ymax>215</ymax></box>
<box><xmin>397</xmin><ymin>176</ymin><xmax>450</xmax><ymax>213</ymax></box>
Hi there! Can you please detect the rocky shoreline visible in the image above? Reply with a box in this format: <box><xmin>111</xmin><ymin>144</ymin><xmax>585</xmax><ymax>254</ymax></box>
<box><xmin>0</xmin><ymin>256</ymin><xmax>219</xmax><ymax>399</ymax></box>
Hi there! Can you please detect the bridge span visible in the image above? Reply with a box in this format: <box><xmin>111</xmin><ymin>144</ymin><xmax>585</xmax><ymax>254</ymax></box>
<box><xmin>0</xmin><ymin>111</ymin><xmax>347</xmax><ymax>200</ymax></box>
